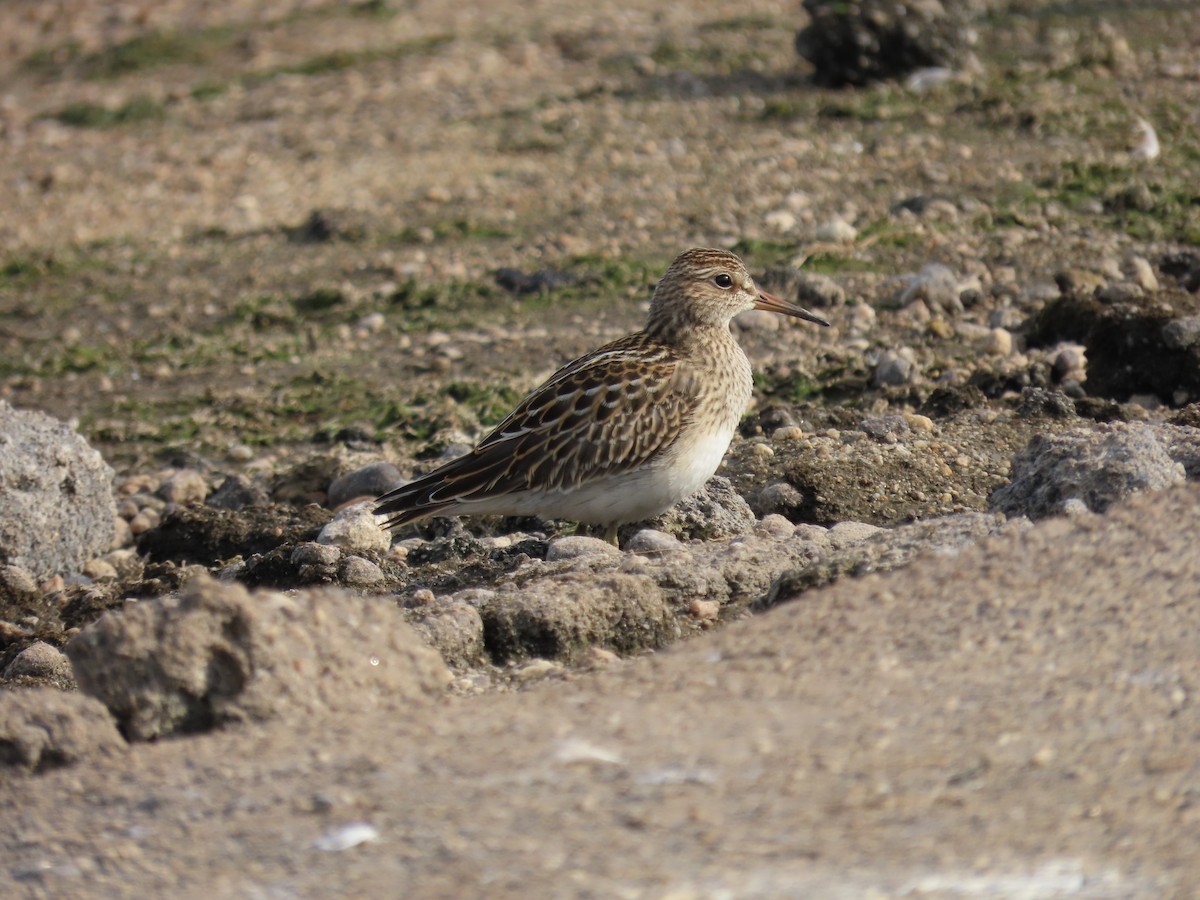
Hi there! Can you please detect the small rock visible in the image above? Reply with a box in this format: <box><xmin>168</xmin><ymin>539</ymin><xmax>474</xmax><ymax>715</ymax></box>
<box><xmin>688</xmin><ymin>599</ymin><xmax>720</xmax><ymax>621</ymax></box>
<box><xmin>128</xmin><ymin>509</ymin><xmax>160</xmax><ymax>535</ymax></box>
<box><xmin>110</xmin><ymin>515</ymin><xmax>133</xmax><ymax>549</ymax></box>
<box><xmin>291</xmin><ymin>542</ymin><xmax>342</xmax><ymax>568</ymax></box>
<box><xmin>0</xmin><ymin>564</ymin><xmax>39</xmax><ymax>597</ymax></box>
<box><xmin>546</xmin><ymin>536</ymin><xmax>621</xmax><ymax>562</ymax></box>
<box><xmin>1127</xmin><ymin>256</ymin><xmax>1159</xmax><ymax>292</ymax></box>
<box><xmin>0</xmin><ymin>400</ymin><xmax>116</xmax><ymax>580</ymax></box>
<box><xmin>756</xmin><ymin>482</ymin><xmax>806</xmax><ymax>520</ymax></box>
<box><xmin>515</xmin><ymin>658</ymin><xmax>564</xmax><ymax>682</ymax></box>
<box><xmin>624</xmin><ymin>529</ymin><xmax>684</xmax><ymax>554</ymax></box>
<box><xmin>815</xmin><ymin>217</ymin><xmax>857</xmax><ymax>243</ymax></box>
<box><xmin>899</xmin><ymin>264</ymin><xmax>963</xmax><ymax>314</ymax></box>
<box><xmin>772</xmin><ymin>426</ymin><xmax>806</xmax><ymax>442</ymax></box>
<box><xmin>328</xmin><ymin>461</ymin><xmax>403</xmax><ymax>509</ymax></box>
<box><xmin>159</xmin><ymin>469</ymin><xmax>208</xmax><ymax>505</ymax></box>
<box><xmin>355</xmin><ymin>312</ymin><xmax>387</xmax><ymax>336</ymax></box>
<box><xmin>81</xmin><ymin>558</ymin><xmax>118</xmax><ymax>581</ymax></box>
<box><xmin>3</xmin><ymin>641</ymin><xmax>73</xmax><ymax>684</ymax></box>
<box><xmin>827</xmin><ymin>521</ymin><xmax>883</xmax><ymax>548</ymax></box>
<box><xmin>756</xmin><ymin>514</ymin><xmax>795</xmax><ymax>539</ymax></box>
<box><xmin>1162</xmin><ymin>317</ymin><xmax>1200</xmax><ymax>351</ymax></box>
<box><xmin>986</xmin><ymin>327</ymin><xmax>1014</xmax><ymax>356</ymax></box>
<box><xmin>1095</xmin><ymin>281</ymin><xmax>1144</xmax><ymax>304</ymax></box>
<box><xmin>338</xmin><ymin>555</ymin><xmax>385</xmax><ymax>586</ymax></box>
<box><xmin>207</xmin><ymin>475</ymin><xmax>270</xmax><ymax>510</ymax></box>
<box><xmin>495</xmin><ymin>268</ymin><xmax>577</xmax><ymax>295</ymax></box>
<box><xmin>0</xmin><ymin>688</ymin><xmax>125</xmax><ymax>770</ymax></box>
<box><xmin>873</xmin><ymin>350</ymin><xmax>916</xmax><ymax>387</ymax></box>
<box><xmin>318</xmin><ymin>503</ymin><xmax>392</xmax><ymax>555</ymax></box>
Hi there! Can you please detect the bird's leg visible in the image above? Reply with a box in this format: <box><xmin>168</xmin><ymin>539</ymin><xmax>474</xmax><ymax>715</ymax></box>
<box><xmin>602</xmin><ymin>523</ymin><xmax>620</xmax><ymax>547</ymax></box>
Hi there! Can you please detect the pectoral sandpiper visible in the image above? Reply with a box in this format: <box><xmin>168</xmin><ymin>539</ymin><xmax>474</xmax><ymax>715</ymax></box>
<box><xmin>375</xmin><ymin>247</ymin><xmax>830</xmax><ymax>544</ymax></box>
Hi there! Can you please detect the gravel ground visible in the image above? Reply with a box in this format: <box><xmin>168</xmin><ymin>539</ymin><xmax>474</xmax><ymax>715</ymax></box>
<box><xmin>2</xmin><ymin>0</ymin><xmax>1200</xmax><ymax>895</ymax></box>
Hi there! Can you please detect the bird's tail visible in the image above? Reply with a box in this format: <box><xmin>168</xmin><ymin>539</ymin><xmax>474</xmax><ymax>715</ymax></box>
<box><xmin>373</xmin><ymin>474</ymin><xmax>456</xmax><ymax>530</ymax></box>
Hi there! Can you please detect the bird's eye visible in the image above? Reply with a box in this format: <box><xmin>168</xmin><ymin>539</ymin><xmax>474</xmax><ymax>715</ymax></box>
<box><xmin>713</xmin><ymin>273</ymin><xmax>734</xmax><ymax>289</ymax></box>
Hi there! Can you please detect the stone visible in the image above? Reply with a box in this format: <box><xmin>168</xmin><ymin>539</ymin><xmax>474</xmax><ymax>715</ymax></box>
<box><xmin>65</xmin><ymin>576</ymin><xmax>451</xmax><ymax>740</ymax></box>
<box><xmin>159</xmin><ymin>469</ymin><xmax>208</xmax><ymax>504</ymax></box>
<box><xmin>0</xmin><ymin>688</ymin><xmax>125</xmax><ymax>770</ymax></box>
<box><xmin>337</xmin><ymin>556</ymin><xmax>385</xmax><ymax>587</ymax></box>
<box><xmin>990</xmin><ymin>424</ymin><xmax>1186</xmax><ymax>520</ymax></box>
<box><xmin>317</xmin><ymin>503</ymin><xmax>392</xmax><ymax>555</ymax></box>
<box><xmin>482</xmin><ymin>573</ymin><xmax>675</xmax><ymax>663</ymax></box>
<box><xmin>797</xmin><ymin>0</ymin><xmax>975</xmax><ymax>87</ymax></box>
<box><xmin>899</xmin><ymin>264</ymin><xmax>963</xmax><ymax>314</ymax></box>
<box><xmin>3</xmin><ymin>641</ymin><xmax>74</xmax><ymax>686</ymax></box>
<box><xmin>405</xmin><ymin>598</ymin><xmax>486</xmax><ymax>668</ymax></box>
<box><xmin>546</xmin><ymin>536</ymin><xmax>621</xmax><ymax>562</ymax></box>
<box><xmin>207</xmin><ymin>475</ymin><xmax>270</xmax><ymax>510</ymax></box>
<box><xmin>635</xmin><ymin>476</ymin><xmax>755</xmax><ymax>542</ymax></box>
<box><xmin>624</xmin><ymin>529</ymin><xmax>684</xmax><ymax>554</ymax></box>
<box><xmin>328</xmin><ymin>461</ymin><xmax>403</xmax><ymax>509</ymax></box>
<box><xmin>0</xmin><ymin>400</ymin><xmax>116</xmax><ymax>580</ymax></box>
<box><xmin>873</xmin><ymin>349</ymin><xmax>916</xmax><ymax>387</ymax></box>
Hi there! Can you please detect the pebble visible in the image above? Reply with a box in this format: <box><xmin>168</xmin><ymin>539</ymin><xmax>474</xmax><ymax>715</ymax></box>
<box><xmin>355</xmin><ymin>312</ymin><xmax>387</xmax><ymax>336</ymax></box>
<box><xmin>159</xmin><ymin>469</ymin><xmax>208</xmax><ymax>504</ymax></box>
<box><xmin>625</xmin><ymin>529</ymin><xmax>684</xmax><ymax>554</ymax></box>
<box><xmin>899</xmin><ymin>264</ymin><xmax>963</xmax><ymax>314</ymax></box>
<box><xmin>749</xmin><ymin>442</ymin><xmax>775</xmax><ymax>459</ymax></box>
<box><xmin>986</xmin><ymin>327</ymin><xmax>1014</xmax><ymax>356</ymax></box>
<box><xmin>82</xmin><ymin>559</ymin><xmax>118</xmax><ymax>581</ymax></box>
<box><xmin>904</xmin><ymin>413</ymin><xmax>934</xmax><ymax>432</ymax></box>
<box><xmin>291</xmin><ymin>542</ymin><xmax>342</xmax><ymax>567</ymax></box>
<box><xmin>207</xmin><ymin>475</ymin><xmax>270</xmax><ymax>510</ymax></box>
<box><xmin>317</xmin><ymin>503</ymin><xmax>392</xmax><ymax>555</ymax></box>
<box><xmin>816</xmin><ymin>217</ymin><xmax>857</xmax><ymax>243</ymax></box>
<box><xmin>110</xmin><ymin>515</ymin><xmax>133</xmax><ymax>549</ymax></box>
<box><xmin>793</xmin><ymin>523</ymin><xmax>829</xmax><ymax>542</ymax></box>
<box><xmin>772</xmin><ymin>425</ymin><xmax>805</xmax><ymax>442</ymax></box>
<box><xmin>1095</xmin><ymin>281</ymin><xmax>1144</xmax><ymax>304</ymax></box>
<box><xmin>873</xmin><ymin>350</ymin><xmax>916</xmax><ymax>387</ymax></box>
<box><xmin>828</xmin><ymin>521</ymin><xmax>883</xmax><ymax>547</ymax></box>
<box><xmin>338</xmin><ymin>556</ymin><xmax>385</xmax><ymax>586</ymax></box>
<box><xmin>688</xmin><ymin>599</ymin><xmax>720</xmax><ymax>621</ymax></box>
<box><xmin>0</xmin><ymin>564</ymin><xmax>39</xmax><ymax>595</ymax></box>
<box><xmin>546</xmin><ymin>536</ymin><xmax>621</xmax><ymax>562</ymax></box>
<box><xmin>3</xmin><ymin>641</ymin><xmax>73</xmax><ymax>682</ymax></box>
<box><xmin>515</xmin><ymin>658</ymin><xmax>564</xmax><ymax>682</ymax></box>
<box><xmin>1127</xmin><ymin>256</ymin><xmax>1159</xmax><ymax>292</ymax></box>
<box><xmin>328</xmin><ymin>462</ymin><xmax>403</xmax><ymax>509</ymax></box>
<box><xmin>1161</xmin><ymin>317</ymin><xmax>1200</xmax><ymax>351</ymax></box>
<box><xmin>757</xmin><ymin>482</ymin><xmax>804</xmax><ymax>517</ymax></box>
<box><xmin>128</xmin><ymin>509</ymin><xmax>160</xmax><ymax>535</ymax></box>
<box><xmin>756</xmin><ymin>514</ymin><xmax>795</xmax><ymax>539</ymax></box>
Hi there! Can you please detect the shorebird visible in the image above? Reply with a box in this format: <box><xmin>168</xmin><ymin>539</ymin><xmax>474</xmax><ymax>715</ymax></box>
<box><xmin>375</xmin><ymin>247</ymin><xmax>830</xmax><ymax>544</ymax></box>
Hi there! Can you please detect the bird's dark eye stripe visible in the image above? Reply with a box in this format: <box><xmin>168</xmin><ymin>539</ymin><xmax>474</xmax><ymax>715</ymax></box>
<box><xmin>714</xmin><ymin>273</ymin><xmax>733</xmax><ymax>288</ymax></box>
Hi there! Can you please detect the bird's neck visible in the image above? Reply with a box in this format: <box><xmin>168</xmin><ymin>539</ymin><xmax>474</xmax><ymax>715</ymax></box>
<box><xmin>645</xmin><ymin>315</ymin><xmax>733</xmax><ymax>353</ymax></box>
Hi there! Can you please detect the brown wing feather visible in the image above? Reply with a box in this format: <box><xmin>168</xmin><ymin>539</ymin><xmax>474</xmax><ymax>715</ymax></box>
<box><xmin>374</xmin><ymin>333</ymin><xmax>700</xmax><ymax>527</ymax></box>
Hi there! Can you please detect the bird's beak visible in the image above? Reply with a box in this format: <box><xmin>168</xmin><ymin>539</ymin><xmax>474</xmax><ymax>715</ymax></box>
<box><xmin>754</xmin><ymin>290</ymin><xmax>831</xmax><ymax>327</ymax></box>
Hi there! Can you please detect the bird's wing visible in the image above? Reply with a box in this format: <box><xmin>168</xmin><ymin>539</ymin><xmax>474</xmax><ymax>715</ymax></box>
<box><xmin>375</xmin><ymin>334</ymin><xmax>700</xmax><ymax>525</ymax></box>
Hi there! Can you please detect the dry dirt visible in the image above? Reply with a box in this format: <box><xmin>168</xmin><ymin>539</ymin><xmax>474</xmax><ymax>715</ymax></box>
<box><xmin>3</xmin><ymin>0</ymin><xmax>1200</xmax><ymax>896</ymax></box>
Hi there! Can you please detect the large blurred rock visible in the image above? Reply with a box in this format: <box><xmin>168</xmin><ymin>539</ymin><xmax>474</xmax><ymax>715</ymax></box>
<box><xmin>990</xmin><ymin>424</ymin><xmax>1187</xmax><ymax>520</ymax></box>
<box><xmin>0</xmin><ymin>688</ymin><xmax>125</xmax><ymax>771</ymax></box>
<box><xmin>0</xmin><ymin>400</ymin><xmax>116</xmax><ymax>580</ymax></box>
<box><xmin>66</xmin><ymin>576</ymin><xmax>451</xmax><ymax>741</ymax></box>
<box><xmin>796</xmin><ymin>0</ymin><xmax>976</xmax><ymax>87</ymax></box>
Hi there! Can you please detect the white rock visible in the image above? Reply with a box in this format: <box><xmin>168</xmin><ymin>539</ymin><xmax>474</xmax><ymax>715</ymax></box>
<box><xmin>318</xmin><ymin>503</ymin><xmax>392</xmax><ymax>555</ymax></box>
<box><xmin>816</xmin><ymin>218</ymin><xmax>857</xmax><ymax>243</ymax></box>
